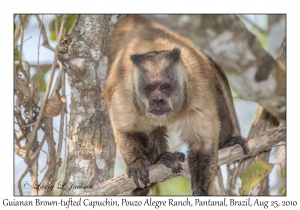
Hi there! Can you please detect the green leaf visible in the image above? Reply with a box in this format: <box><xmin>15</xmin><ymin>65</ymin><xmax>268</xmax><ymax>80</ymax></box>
<box><xmin>241</xmin><ymin>161</ymin><xmax>274</xmax><ymax>195</ymax></box>
<box><xmin>152</xmin><ymin>176</ymin><xmax>191</xmax><ymax>195</ymax></box>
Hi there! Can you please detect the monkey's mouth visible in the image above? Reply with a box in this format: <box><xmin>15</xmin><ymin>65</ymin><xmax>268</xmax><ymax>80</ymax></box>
<box><xmin>149</xmin><ymin>106</ymin><xmax>170</xmax><ymax>116</ymax></box>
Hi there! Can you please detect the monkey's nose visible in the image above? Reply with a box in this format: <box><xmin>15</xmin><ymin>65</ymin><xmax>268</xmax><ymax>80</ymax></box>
<box><xmin>153</xmin><ymin>98</ymin><xmax>164</xmax><ymax>104</ymax></box>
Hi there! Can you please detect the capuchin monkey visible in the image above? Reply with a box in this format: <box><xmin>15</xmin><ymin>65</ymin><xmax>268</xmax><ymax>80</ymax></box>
<box><xmin>102</xmin><ymin>15</ymin><xmax>249</xmax><ymax>195</ymax></box>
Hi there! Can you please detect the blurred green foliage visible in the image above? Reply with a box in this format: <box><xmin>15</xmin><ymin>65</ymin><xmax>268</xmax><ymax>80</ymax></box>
<box><xmin>31</xmin><ymin>67</ymin><xmax>49</xmax><ymax>93</ymax></box>
<box><xmin>14</xmin><ymin>50</ymin><xmax>19</xmax><ymax>61</ymax></box>
<box><xmin>50</xmin><ymin>15</ymin><xmax>76</xmax><ymax>41</ymax></box>
<box><xmin>152</xmin><ymin>176</ymin><xmax>191</xmax><ymax>195</ymax></box>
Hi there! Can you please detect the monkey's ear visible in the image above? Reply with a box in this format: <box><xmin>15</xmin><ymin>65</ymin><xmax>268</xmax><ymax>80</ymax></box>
<box><xmin>131</xmin><ymin>54</ymin><xmax>144</xmax><ymax>65</ymax></box>
<box><xmin>167</xmin><ymin>48</ymin><xmax>181</xmax><ymax>62</ymax></box>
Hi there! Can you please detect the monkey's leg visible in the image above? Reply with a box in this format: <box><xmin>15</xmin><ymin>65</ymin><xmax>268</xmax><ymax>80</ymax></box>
<box><xmin>188</xmin><ymin>142</ymin><xmax>217</xmax><ymax>195</ymax></box>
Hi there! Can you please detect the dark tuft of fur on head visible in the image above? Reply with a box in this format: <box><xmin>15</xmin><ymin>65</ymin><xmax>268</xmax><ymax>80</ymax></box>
<box><xmin>131</xmin><ymin>54</ymin><xmax>144</xmax><ymax>65</ymax></box>
<box><xmin>167</xmin><ymin>48</ymin><xmax>181</xmax><ymax>62</ymax></box>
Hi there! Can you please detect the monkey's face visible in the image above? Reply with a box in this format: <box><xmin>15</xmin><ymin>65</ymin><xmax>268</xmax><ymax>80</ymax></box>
<box><xmin>131</xmin><ymin>48</ymin><xmax>187</xmax><ymax>119</ymax></box>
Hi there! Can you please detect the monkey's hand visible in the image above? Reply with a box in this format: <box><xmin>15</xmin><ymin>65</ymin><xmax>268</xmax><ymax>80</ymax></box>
<box><xmin>220</xmin><ymin>136</ymin><xmax>249</xmax><ymax>155</ymax></box>
<box><xmin>127</xmin><ymin>159</ymin><xmax>150</xmax><ymax>188</ymax></box>
<box><xmin>154</xmin><ymin>152</ymin><xmax>185</xmax><ymax>173</ymax></box>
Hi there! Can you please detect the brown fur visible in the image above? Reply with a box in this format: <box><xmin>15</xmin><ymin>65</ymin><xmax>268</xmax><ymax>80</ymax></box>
<box><xmin>102</xmin><ymin>15</ymin><xmax>248</xmax><ymax>195</ymax></box>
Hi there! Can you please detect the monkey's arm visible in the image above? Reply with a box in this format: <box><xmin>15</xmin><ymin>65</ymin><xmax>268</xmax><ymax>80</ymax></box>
<box><xmin>114</xmin><ymin>131</ymin><xmax>151</xmax><ymax>187</ymax></box>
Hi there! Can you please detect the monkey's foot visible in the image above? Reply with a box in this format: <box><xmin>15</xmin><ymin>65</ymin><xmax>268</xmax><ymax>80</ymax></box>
<box><xmin>127</xmin><ymin>159</ymin><xmax>150</xmax><ymax>188</ymax></box>
<box><xmin>154</xmin><ymin>152</ymin><xmax>185</xmax><ymax>173</ymax></box>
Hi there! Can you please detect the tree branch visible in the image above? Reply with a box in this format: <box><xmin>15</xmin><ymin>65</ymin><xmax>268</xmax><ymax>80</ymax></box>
<box><xmin>80</xmin><ymin>125</ymin><xmax>285</xmax><ymax>195</ymax></box>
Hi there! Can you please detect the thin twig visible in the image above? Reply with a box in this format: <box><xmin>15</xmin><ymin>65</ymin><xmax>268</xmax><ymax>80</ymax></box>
<box><xmin>40</xmin><ymin>162</ymin><xmax>49</xmax><ymax>173</ymax></box>
<box><xmin>14</xmin><ymin>106</ymin><xmax>31</xmax><ymax>119</ymax></box>
<box><xmin>14</xmin><ymin>60</ymin><xmax>31</xmax><ymax>82</ymax></box>
<box><xmin>53</xmin><ymin>66</ymin><xmax>66</xmax><ymax>184</ymax></box>
<box><xmin>19</xmin><ymin>121</ymin><xmax>36</xmax><ymax>128</ymax></box>
<box><xmin>49</xmin><ymin>70</ymin><xmax>63</xmax><ymax>97</ymax></box>
<box><xmin>25</xmin><ymin>15</ymin><xmax>68</xmax><ymax>163</ymax></box>
<box><xmin>30</xmin><ymin>135</ymin><xmax>47</xmax><ymax>162</ymax></box>
<box><xmin>16</xmin><ymin>36</ymin><xmax>32</xmax><ymax>47</ymax></box>
<box><xmin>14</xmin><ymin>111</ymin><xmax>28</xmax><ymax>142</ymax></box>
<box><xmin>14</xmin><ymin>15</ymin><xmax>30</xmax><ymax>49</ymax></box>
<box><xmin>51</xmin><ymin>120</ymin><xmax>67</xmax><ymax>142</ymax></box>
<box><xmin>30</xmin><ymin>63</ymin><xmax>59</xmax><ymax>69</ymax></box>
<box><xmin>34</xmin><ymin>15</ymin><xmax>55</xmax><ymax>52</ymax></box>
<box><xmin>18</xmin><ymin>15</ymin><xmax>25</xmax><ymax>72</ymax></box>
<box><xmin>36</xmin><ymin>15</ymin><xmax>44</xmax><ymax>91</ymax></box>
<box><xmin>41</xmin><ymin>148</ymin><xmax>49</xmax><ymax>164</ymax></box>
<box><xmin>62</xmin><ymin>105</ymin><xmax>68</xmax><ymax>181</ymax></box>
<box><xmin>18</xmin><ymin>166</ymin><xmax>30</xmax><ymax>196</ymax></box>
<box><xmin>14</xmin><ymin>131</ymin><xmax>21</xmax><ymax>147</ymax></box>
<box><xmin>40</xmin><ymin>117</ymin><xmax>57</xmax><ymax>195</ymax></box>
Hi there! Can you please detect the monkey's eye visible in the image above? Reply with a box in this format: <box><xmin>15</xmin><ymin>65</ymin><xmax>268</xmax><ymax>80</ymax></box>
<box><xmin>145</xmin><ymin>84</ymin><xmax>155</xmax><ymax>91</ymax></box>
<box><xmin>161</xmin><ymin>84</ymin><xmax>171</xmax><ymax>90</ymax></box>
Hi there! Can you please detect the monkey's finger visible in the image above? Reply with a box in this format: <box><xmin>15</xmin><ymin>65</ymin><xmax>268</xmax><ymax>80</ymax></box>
<box><xmin>159</xmin><ymin>158</ymin><xmax>172</xmax><ymax>169</ymax></box>
<box><xmin>172</xmin><ymin>163</ymin><xmax>182</xmax><ymax>173</ymax></box>
<box><xmin>173</xmin><ymin>152</ymin><xmax>185</xmax><ymax>162</ymax></box>
<box><xmin>137</xmin><ymin>172</ymin><xmax>147</xmax><ymax>186</ymax></box>
<box><xmin>167</xmin><ymin>159</ymin><xmax>182</xmax><ymax>173</ymax></box>
<box><xmin>132</xmin><ymin>172</ymin><xmax>140</xmax><ymax>188</ymax></box>
<box><xmin>127</xmin><ymin>169</ymin><xmax>132</xmax><ymax>178</ymax></box>
<box><xmin>141</xmin><ymin>168</ymin><xmax>150</xmax><ymax>184</ymax></box>
<box><xmin>142</xmin><ymin>164</ymin><xmax>150</xmax><ymax>182</ymax></box>
<box><xmin>126</xmin><ymin>169</ymin><xmax>131</xmax><ymax>179</ymax></box>
<box><xmin>177</xmin><ymin>162</ymin><xmax>183</xmax><ymax>171</ymax></box>
<box><xmin>242</xmin><ymin>145</ymin><xmax>249</xmax><ymax>155</ymax></box>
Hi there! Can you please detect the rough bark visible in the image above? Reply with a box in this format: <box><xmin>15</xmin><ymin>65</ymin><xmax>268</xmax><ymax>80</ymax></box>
<box><xmin>58</xmin><ymin>15</ymin><xmax>123</xmax><ymax>195</ymax></box>
<box><xmin>80</xmin><ymin>125</ymin><xmax>285</xmax><ymax>195</ymax></box>
<box><xmin>143</xmin><ymin>15</ymin><xmax>286</xmax><ymax>122</ymax></box>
